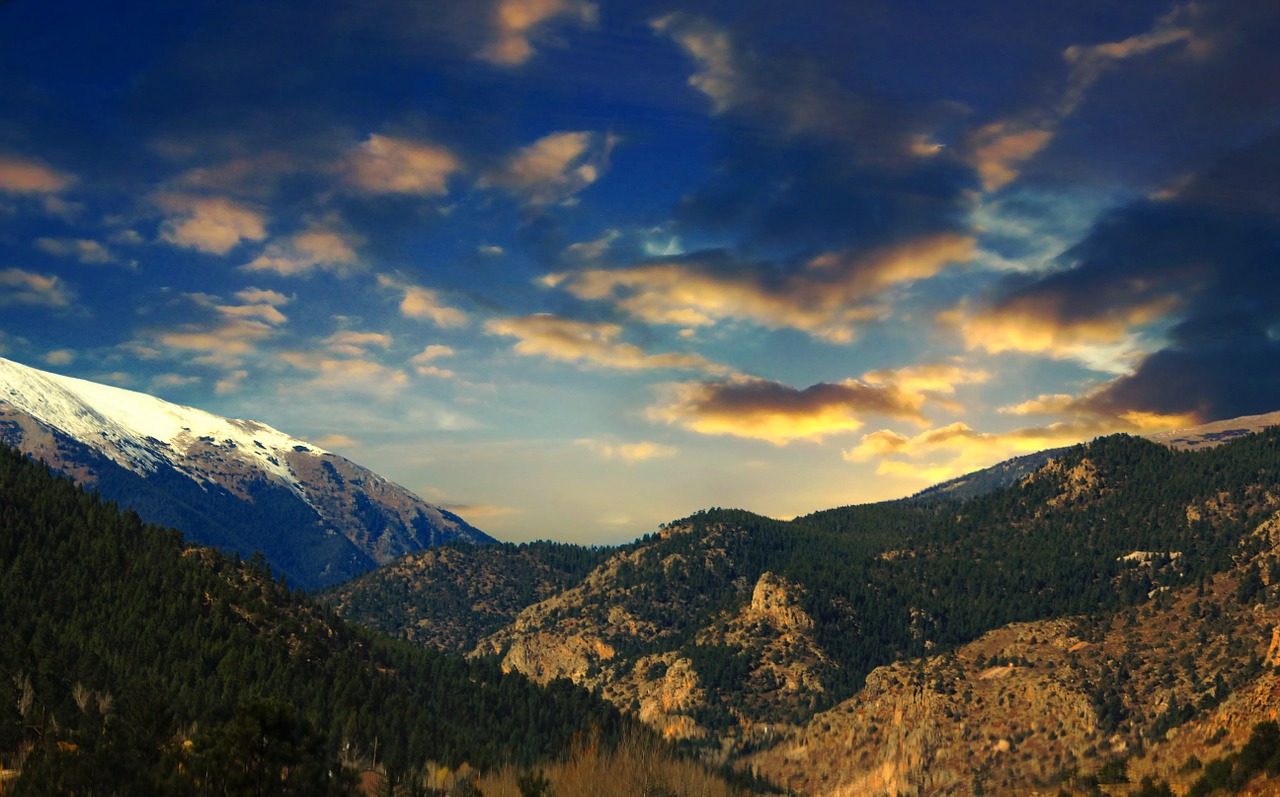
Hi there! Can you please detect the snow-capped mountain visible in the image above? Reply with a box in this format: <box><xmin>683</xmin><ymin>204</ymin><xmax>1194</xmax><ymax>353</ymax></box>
<box><xmin>0</xmin><ymin>356</ymin><xmax>492</xmax><ymax>588</ymax></box>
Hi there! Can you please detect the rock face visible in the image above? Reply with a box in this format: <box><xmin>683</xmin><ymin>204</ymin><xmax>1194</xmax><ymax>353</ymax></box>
<box><xmin>0</xmin><ymin>356</ymin><xmax>490</xmax><ymax>588</ymax></box>
<box><xmin>751</xmin><ymin>507</ymin><xmax>1280</xmax><ymax>796</ymax></box>
<box><xmin>470</xmin><ymin>523</ymin><xmax>835</xmax><ymax>743</ymax></box>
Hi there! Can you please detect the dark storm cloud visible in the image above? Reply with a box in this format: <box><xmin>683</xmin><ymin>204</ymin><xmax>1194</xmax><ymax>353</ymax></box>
<box><xmin>966</xmin><ymin>129</ymin><xmax>1280</xmax><ymax>421</ymax></box>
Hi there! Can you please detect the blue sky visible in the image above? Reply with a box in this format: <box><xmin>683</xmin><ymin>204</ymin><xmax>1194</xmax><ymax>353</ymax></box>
<box><xmin>2</xmin><ymin>0</ymin><xmax>1278</xmax><ymax>543</ymax></box>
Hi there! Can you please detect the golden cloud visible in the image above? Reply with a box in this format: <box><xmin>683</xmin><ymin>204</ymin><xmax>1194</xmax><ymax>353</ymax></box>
<box><xmin>478</xmin><ymin>0</ymin><xmax>597</xmax><ymax>66</ymax></box>
<box><xmin>486</xmin><ymin>313</ymin><xmax>730</xmax><ymax>373</ymax></box>
<box><xmin>549</xmin><ymin>232</ymin><xmax>975</xmax><ymax>342</ymax></box>
<box><xmin>0</xmin><ymin>157</ymin><xmax>74</xmax><ymax>194</ymax></box>
<box><xmin>378</xmin><ymin>275</ymin><xmax>469</xmax><ymax>328</ymax></box>
<box><xmin>649</xmin><ymin>375</ymin><xmax>935</xmax><ymax>446</ymax></box>
<box><xmin>845</xmin><ymin>385</ymin><xmax>1198</xmax><ymax>482</ymax></box>
<box><xmin>944</xmin><ymin>293</ymin><xmax>1179</xmax><ymax>369</ymax></box>
<box><xmin>0</xmin><ymin>268</ymin><xmax>74</xmax><ymax>307</ymax></box>
<box><xmin>348</xmin><ymin>134</ymin><xmax>462</xmax><ymax>195</ymax></box>
<box><xmin>156</xmin><ymin>194</ymin><xmax>268</xmax><ymax>255</ymax></box>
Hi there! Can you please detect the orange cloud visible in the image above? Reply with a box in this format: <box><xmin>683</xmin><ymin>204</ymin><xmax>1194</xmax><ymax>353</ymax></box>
<box><xmin>967</xmin><ymin>123</ymin><xmax>1054</xmax><ymax>192</ymax></box>
<box><xmin>156</xmin><ymin>194</ymin><xmax>268</xmax><ymax>255</ymax></box>
<box><xmin>477</xmin><ymin>0</ymin><xmax>597</xmax><ymax>66</ymax></box>
<box><xmin>378</xmin><ymin>275</ymin><xmax>469</xmax><ymax>328</ymax></box>
<box><xmin>0</xmin><ymin>157</ymin><xmax>73</xmax><ymax>194</ymax></box>
<box><xmin>486</xmin><ymin>313</ymin><xmax>730</xmax><ymax>373</ymax></box>
<box><xmin>347</xmin><ymin>134</ymin><xmax>462</xmax><ymax>196</ymax></box>
<box><xmin>548</xmin><ymin>232</ymin><xmax>975</xmax><ymax>342</ymax></box>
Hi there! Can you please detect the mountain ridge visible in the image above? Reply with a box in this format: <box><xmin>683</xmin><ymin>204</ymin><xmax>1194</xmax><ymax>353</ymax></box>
<box><xmin>0</xmin><ymin>356</ymin><xmax>492</xmax><ymax>588</ymax></box>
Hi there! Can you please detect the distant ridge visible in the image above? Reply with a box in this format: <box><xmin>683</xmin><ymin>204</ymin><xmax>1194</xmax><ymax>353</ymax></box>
<box><xmin>1144</xmin><ymin>410</ymin><xmax>1280</xmax><ymax>450</ymax></box>
<box><xmin>0</xmin><ymin>356</ymin><xmax>492</xmax><ymax>588</ymax></box>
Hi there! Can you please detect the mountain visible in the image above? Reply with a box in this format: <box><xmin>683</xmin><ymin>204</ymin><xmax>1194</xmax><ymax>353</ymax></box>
<box><xmin>0</xmin><ymin>356</ymin><xmax>491</xmax><ymax>589</ymax></box>
<box><xmin>329</xmin><ymin>422</ymin><xmax>1280</xmax><ymax>795</ymax></box>
<box><xmin>0</xmin><ymin>440</ymin><xmax>635</xmax><ymax>795</ymax></box>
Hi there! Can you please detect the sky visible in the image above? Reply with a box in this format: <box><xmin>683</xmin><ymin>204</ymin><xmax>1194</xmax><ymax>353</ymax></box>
<box><xmin>2</xmin><ymin>0</ymin><xmax>1279</xmax><ymax>545</ymax></box>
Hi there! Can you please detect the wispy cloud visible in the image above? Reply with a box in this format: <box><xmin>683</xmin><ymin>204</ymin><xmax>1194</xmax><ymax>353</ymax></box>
<box><xmin>547</xmin><ymin>233</ymin><xmax>975</xmax><ymax>342</ymax></box>
<box><xmin>0</xmin><ymin>268</ymin><xmax>75</xmax><ymax>308</ymax></box>
<box><xmin>576</xmin><ymin>438</ymin><xmax>677</xmax><ymax>463</ymax></box>
<box><xmin>34</xmin><ymin>237</ymin><xmax>117</xmax><ymax>265</ymax></box>
<box><xmin>486</xmin><ymin>313</ymin><xmax>731</xmax><ymax>373</ymax></box>
<box><xmin>963</xmin><ymin>4</ymin><xmax>1198</xmax><ymax>191</ymax></box>
<box><xmin>481</xmin><ymin>131</ymin><xmax>614</xmax><ymax>207</ymax></box>
<box><xmin>477</xmin><ymin>0</ymin><xmax>597</xmax><ymax>66</ymax></box>
<box><xmin>410</xmin><ymin>344</ymin><xmax>457</xmax><ymax>378</ymax></box>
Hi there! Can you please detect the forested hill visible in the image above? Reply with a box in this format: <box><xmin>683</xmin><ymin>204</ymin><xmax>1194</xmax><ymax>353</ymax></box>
<box><xmin>330</xmin><ymin>429</ymin><xmax>1280</xmax><ymax>756</ymax></box>
<box><xmin>0</xmin><ymin>442</ymin><xmax>626</xmax><ymax>795</ymax></box>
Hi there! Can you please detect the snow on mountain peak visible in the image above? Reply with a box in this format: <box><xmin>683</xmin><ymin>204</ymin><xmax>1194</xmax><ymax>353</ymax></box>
<box><xmin>0</xmin><ymin>356</ymin><xmax>326</xmax><ymax>489</ymax></box>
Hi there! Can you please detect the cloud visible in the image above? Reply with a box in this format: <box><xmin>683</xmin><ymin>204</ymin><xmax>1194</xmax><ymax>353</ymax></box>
<box><xmin>214</xmin><ymin>369</ymin><xmax>250</xmax><ymax>395</ymax></box>
<box><xmin>146</xmin><ymin>291</ymin><xmax>290</xmax><ymax>367</ymax></box>
<box><xmin>963</xmin><ymin>5</ymin><xmax>1198</xmax><ymax>191</ymax></box>
<box><xmin>477</xmin><ymin>0</ymin><xmax>597</xmax><ymax>66</ymax></box>
<box><xmin>378</xmin><ymin>275</ymin><xmax>469</xmax><ymax>327</ymax></box>
<box><xmin>486</xmin><ymin>313</ymin><xmax>730</xmax><ymax>373</ymax></box>
<box><xmin>324</xmin><ymin>330</ymin><xmax>393</xmax><ymax>357</ymax></box>
<box><xmin>481</xmin><ymin>131</ymin><xmax>614</xmax><ymax>207</ymax></box>
<box><xmin>844</xmin><ymin>390</ymin><xmax>1196</xmax><ymax>482</ymax></box>
<box><xmin>651</xmin><ymin>12</ymin><xmax>934</xmax><ymax>161</ymax></box>
<box><xmin>234</xmin><ymin>287</ymin><xmax>290</xmax><ymax>306</ymax></box>
<box><xmin>43</xmin><ymin>349</ymin><xmax>75</xmax><ymax>366</ymax></box>
<box><xmin>151</xmin><ymin>373</ymin><xmax>201</xmax><ymax>390</ymax></box>
<box><xmin>34</xmin><ymin>237</ymin><xmax>116</xmax><ymax>265</ymax></box>
<box><xmin>410</xmin><ymin>344</ymin><xmax>456</xmax><ymax>378</ymax></box>
<box><xmin>278</xmin><ymin>351</ymin><xmax>410</xmax><ymax>394</ymax></box>
<box><xmin>242</xmin><ymin>222</ymin><xmax>363</xmax><ymax>276</ymax></box>
<box><xmin>0</xmin><ymin>156</ymin><xmax>74</xmax><ymax>194</ymax></box>
<box><xmin>648</xmin><ymin>374</ymin><xmax>940</xmax><ymax>446</ymax></box>
<box><xmin>156</xmin><ymin>194</ymin><xmax>268</xmax><ymax>255</ymax></box>
<box><xmin>0</xmin><ymin>268</ymin><xmax>74</xmax><ymax>308</ymax></box>
<box><xmin>313</xmin><ymin>433</ymin><xmax>360</xmax><ymax>450</ymax></box>
<box><xmin>547</xmin><ymin>232</ymin><xmax>976</xmax><ymax>342</ymax></box>
<box><xmin>156</xmin><ymin>318</ymin><xmax>276</xmax><ymax>367</ymax></box>
<box><xmin>576</xmin><ymin>438</ymin><xmax>677</xmax><ymax>463</ymax></box>
<box><xmin>347</xmin><ymin>134</ymin><xmax>462</xmax><ymax>196</ymax></box>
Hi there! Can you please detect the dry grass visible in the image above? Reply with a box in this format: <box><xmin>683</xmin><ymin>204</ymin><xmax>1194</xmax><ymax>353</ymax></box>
<box><xmin>473</xmin><ymin>730</ymin><xmax>757</xmax><ymax>797</ymax></box>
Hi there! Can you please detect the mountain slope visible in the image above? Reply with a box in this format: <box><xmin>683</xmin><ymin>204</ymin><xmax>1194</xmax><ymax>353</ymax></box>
<box><xmin>0</xmin><ymin>441</ymin><xmax>628</xmax><ymax>793</ymax></box>
<box><xmin>0</xmin><ymin>356</ymin><xmax>491</xmax><ymax>589</ymax></box>
<box><xmin>333</xmin><ymin>426</ymin><xmax>1280</xmax><ymax>769</ymax></box>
